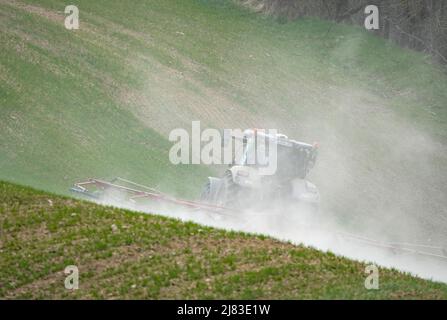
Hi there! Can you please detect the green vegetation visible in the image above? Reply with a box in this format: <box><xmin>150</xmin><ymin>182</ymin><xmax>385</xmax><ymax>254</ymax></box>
<box><xmin>1</xmin><ymin>0</ymin><xmax>447</xmax><ymax>298</ymax></box>
<box><xmin>1</xmin><ymin>1</ymin><xmax>446</xmax><ymax>206</ymax></box>
<box><xmin>1</xmin><ymin>180</ymin><xmax>446</xmax><ymax>299</ymax></box>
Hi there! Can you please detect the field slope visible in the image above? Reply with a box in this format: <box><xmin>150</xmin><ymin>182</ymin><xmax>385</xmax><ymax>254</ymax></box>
<box><xmin>1</xmin><ymin>180</ymin><xmax>447</xmax><ymax>299</ymax></box>
<box><xmin>1</xmin><ymin>0</ymin><xmax>447</xmax><ymax>242</ymax></box>
<box><xmin>1</xmin><ymin>0</ymin><xmax>447</xmax><ymax>297</ymax></box>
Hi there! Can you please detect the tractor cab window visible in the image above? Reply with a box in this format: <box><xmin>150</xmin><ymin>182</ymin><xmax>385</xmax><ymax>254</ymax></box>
<box><xmin>275</xmin><ymin>146</ymin><xmax>311</xmax><ymax>180</ymax></box>
<box><xmin>241</xmin><ymin>137</ymin><xmax>313</xmax><ymax>180</ymax></box>
<box><xmin>240</xmin><ymin>137</ymin><xmax>258</xmax><ymax>166</ymax></box>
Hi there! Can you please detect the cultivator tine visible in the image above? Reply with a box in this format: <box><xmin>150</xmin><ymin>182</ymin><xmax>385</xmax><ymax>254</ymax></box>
<box><xmin>72</xmin><ymin>178</ymin><xmax>239</xmax><ymax>217</ymax></box>
<box><xmin>71</xmin><ymin>178</ymin><xmax>447</xmax><ymax>263</ymax></box>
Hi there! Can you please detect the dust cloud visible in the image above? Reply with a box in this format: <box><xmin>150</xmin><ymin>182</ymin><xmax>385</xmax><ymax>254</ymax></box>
<box><xmin>93</xmin><ymin>181</ymin><xmax>447</xmax><ymax>284</ymax></box>
<box><xmin>90</xmin><ymin>90</ymin><xmax>447</xmax><ymax>283</ymax></box>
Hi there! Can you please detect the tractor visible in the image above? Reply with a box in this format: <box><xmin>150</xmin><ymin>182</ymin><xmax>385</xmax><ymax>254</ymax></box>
<box><xmin>200</xmin><ymin>129</ymin><xmax>320</xmax><ymax>212</ymax></box>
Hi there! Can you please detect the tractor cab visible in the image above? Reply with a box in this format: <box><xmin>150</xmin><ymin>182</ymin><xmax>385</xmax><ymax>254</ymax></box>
<box><xmin>232</xmin><ymin>129</ymin><xmax>318</xmax><ymax>181</ymax></box>
<box><xmin>202</xmin><ymin>129</ymin><xmax>320</xmax><ymax>210</ymax></box>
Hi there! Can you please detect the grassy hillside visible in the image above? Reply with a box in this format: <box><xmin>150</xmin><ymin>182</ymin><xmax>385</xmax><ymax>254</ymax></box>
<box><xmin>1</xmin><ymin>180</ymin><xmax>447</xmax><ymax>299</ymax></box>
<box><xmin>1</xmin><ymin>1</ymin><xmax>447</xmax><ymax>242</ymax></box>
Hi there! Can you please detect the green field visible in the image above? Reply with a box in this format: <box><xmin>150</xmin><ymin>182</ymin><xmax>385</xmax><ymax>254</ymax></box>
<box><xmin>1</xmin><ymin>0</ymin><xmax>447</xmax><ymax>298</ymax></box>
<box><xmin>1</xmin><ymin>180</ymin><xmax>446</xmax><ymax>299</ymax></box>
<box><xmin>1</xmin><ymin>0</ymin><xmax>447</xmax><ymax>241</ymax></box>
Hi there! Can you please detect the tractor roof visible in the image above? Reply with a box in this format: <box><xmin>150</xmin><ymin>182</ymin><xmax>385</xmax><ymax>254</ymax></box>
<box><xmin>242</xmin><ymin>129</ymin><xmax>316</xmax><ymax>150</ymax></box>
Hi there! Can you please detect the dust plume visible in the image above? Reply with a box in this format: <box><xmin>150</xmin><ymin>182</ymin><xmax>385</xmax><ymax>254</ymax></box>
<box><xmin>93</xmin><ymin>180</ymin><xmax>447</xmax><ymax>284</ymax></box>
